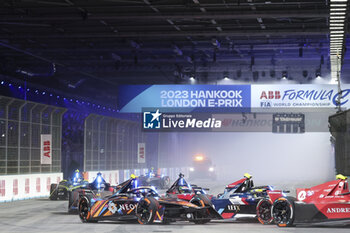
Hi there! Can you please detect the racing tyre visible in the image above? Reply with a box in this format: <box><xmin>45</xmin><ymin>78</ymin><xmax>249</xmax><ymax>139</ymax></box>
<box><xmin>49</xmin><ymin>184</ymin><xmax>58</xmax><ymax>200</ymax></box>
<box><xmin>190</xmin><ymin>194</ymin><xmax>212</xmax><ymax>224</ymax></box>
<box><xmin>160</xmin><ymin>176</ymin><xmax>171</xmax><ymax>189</ymax></box>
<box><xmin>256</xmin><ymin>198</ymin><xmax>273</xmax><ymax>224</ymax></box>
<box><xmin>136</xmin><ymin>196</ymin><xmax>158</xmax><ymax>224</ymax></box>
<box><xmin>271</xmin><ymin>197</ymin><xmax>295</xmax><ymax>227</ymax></box>
<box><xmin>79</xmin><ymin>196</ymin><xmax>98</xmax><ymax>223</ymax></box>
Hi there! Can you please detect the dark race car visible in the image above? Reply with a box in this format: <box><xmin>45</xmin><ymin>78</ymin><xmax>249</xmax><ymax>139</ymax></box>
<box><xmin>49</xmin><ymin>170</ymin><xmax>88</xmax><ymax>200</ymax></box>
<box><xmin>68</xmin><ymin>172</ymin><xmax>117</xmax><ymax>212</ymax></box>
<box><xmin>78</xmin><ymin>176</ymin><xmax>221</xmax><ymax>224</ymax></box>
<box><xmin>165</xmin><ymin>173</ymin><xmax>211</xmax><ymax>201</ymax></box>
<box><xmin>138</xmin><ymin>168</ymin><xmax>171</xmax><ymax>189</ymax></box>
<box><xmin>210</xmin><ymin>173</ymin><xmax>286</xmax><ymax>223</ymax></box>
<box><xmin>271</xmin><ymin>174</ymin><xmax>350</xmax><ymax>227</ymax></box>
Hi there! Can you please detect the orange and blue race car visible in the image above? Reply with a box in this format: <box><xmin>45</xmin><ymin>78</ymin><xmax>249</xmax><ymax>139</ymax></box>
<box><xmin>271</xmin><ymin>174</ymin><xmax>350</xmax><ymax>227</ymax></box>
<box><xmin>78</xmin><ymin>175</ymin><xmax>221</xmax><ymax>224</ymax></box>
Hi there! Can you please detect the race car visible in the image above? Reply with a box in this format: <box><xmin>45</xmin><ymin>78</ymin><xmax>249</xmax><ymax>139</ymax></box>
<box><xmin>68</xmin><ymin>172</ymin><xmax>116</xmax><ymax>212</ymax></box>
<box><xmin>271</xmin><ymin>174</ymin><xmax>350</xmax><ymax>227</ymax></box>
<box><xmin>78</xmin><ymin>175</ymin><xmax>221</xmax><ymax>224</ymax></box>
<box><xmin>211</xmin><ymin>173</ymin><xmax>286</xmax><ymax>223</ymax></box>
<box><xmin>165</xmin><ymin>173</ymin><xmax>285</xmax><ymax>224</ymax></box>
<box><xmin>189</xmin><ymin>154</ymin><xmax>216</xmax><ymax>180</ymax></box>
<box><xmin>138</xmin><ymin>168</ymin><xmax>171</xmax><ymax>189</ymax></box>
<box><xmin>165</xmin><ymin>173</ymin><xmax>210</xmax><ymax>201</ymax></box>
<box><xmin>49</xmin><ymin>169</ymin><xmax>89</xmax><ymax>200</ymax></box>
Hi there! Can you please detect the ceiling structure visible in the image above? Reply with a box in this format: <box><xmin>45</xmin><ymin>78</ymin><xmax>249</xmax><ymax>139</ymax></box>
<box><xmin>0</xmin><ymin>0</ymin><xmax>349</xmax><ymax>102</ymax></box>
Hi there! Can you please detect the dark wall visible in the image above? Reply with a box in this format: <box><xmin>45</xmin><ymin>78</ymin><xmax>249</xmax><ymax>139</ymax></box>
<box><xmin>329</xmin><ymin>110</ymin><xmax>350</xmax><ymax>176</ymax></box>
<box><xmin>62</xmin><ymin>110</ymin><xmax>87</xmax><ymax>179</ymax></box>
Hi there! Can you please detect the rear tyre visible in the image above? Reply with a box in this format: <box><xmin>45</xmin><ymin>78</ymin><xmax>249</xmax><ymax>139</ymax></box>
<box><xmin>256</xmin><ymin>198</ymin><xmax>273</xmax><ymax>224</ymax></box>
<box><xmin>78</xmin><ymin>196</ymin><xmax>98</xmax><ymax>223</ymax></box>
<box><xmin>49</xmin><ymin>184</ymin><xmax>58</xmax><ymax>200</ymax></box>
<box><xmin>136</xmin><ymin>196</ymin><xmax>158</xmax><ymax>224</ymax></box>
<box><xmin>271</xmin><ymin>197</ymin><xmax>295</xmax><ymax>227</ymax></box>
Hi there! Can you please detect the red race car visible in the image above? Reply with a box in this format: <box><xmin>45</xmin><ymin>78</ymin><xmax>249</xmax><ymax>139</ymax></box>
<box><xmin>271</xmin><ymin>174</ymin><xmax>350</xmax><ymax>227</ymax></box>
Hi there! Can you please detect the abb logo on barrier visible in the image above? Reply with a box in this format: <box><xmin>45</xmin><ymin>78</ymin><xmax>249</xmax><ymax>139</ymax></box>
<box><xmin>25</xmin><ymin>178</ymin><xmax>30</xmax><ymax>194</ymax></box>
<box><xmin>13</xmin><ymin>179</ymin><xmax>18</xmax><ymax>196</ymax></box>
<box><xmin>36</xmin><ymin>178</ymin><xmax>41</xmax><ymax>193</ymax></box>
<box><xmin>0</xmin><ymin>180</ymin><xmax>5</xmax><ymax>197</ymax></box>
<box><xmin>47</xmin><ymin>177</ymin><xmax>51</xmax><ymax>192</ymax></box>
<box><xmin>260</xmin><ymin>91</ymin><xmax>281</xmax><ymax>99</ymax></box>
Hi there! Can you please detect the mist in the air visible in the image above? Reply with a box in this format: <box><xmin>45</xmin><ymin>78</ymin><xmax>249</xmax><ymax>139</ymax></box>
<box><xmin>172</xmin><ymin>132</ymin><xmax>335</xmax><ymax>186</ymax></box>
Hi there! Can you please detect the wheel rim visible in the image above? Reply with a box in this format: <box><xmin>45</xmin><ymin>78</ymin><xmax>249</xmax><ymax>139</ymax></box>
<box><xmin>258</xmin><ymin>200</ymin><xmax>272</xmax><ymax>223</ymax></box>
<box><xmin>272</xmin><ymin>200</ymin><xmax>291</xmax><ymax>224</ymax></box>
<box><xmin>79</xmin><ymin>199</ymin><xmax>89</xmax><ymax>221</ymax></box>
<box><xmin>136</xmin><ymin>200</ymin><xmax>152</xmax><ymax>224</ymax></box>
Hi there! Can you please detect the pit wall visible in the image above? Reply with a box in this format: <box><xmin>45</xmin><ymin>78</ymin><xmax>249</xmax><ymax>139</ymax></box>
<box><xmin>0</xmin><ymin>173</ymin><xmax>63</xmax><ymax>202</ymax></box>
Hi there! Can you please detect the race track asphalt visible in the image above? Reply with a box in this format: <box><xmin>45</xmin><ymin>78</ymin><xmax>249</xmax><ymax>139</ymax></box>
<box><xmin>1</xmin><ymin>180</ymin><xmax>350</xmax><ymax>233</ymax></box>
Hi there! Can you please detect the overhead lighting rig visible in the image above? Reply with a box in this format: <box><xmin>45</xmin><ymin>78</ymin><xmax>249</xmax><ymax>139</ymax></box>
<box><xmin>329</xmin><ymin>0</ymin><xmax>349</xmax><ymax>82</ymax></box>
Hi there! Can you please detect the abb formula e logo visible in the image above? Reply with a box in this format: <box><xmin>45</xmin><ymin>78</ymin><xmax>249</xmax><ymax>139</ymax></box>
<box><xmin>259</xmin><ymin>91</ymin><xmax>281</xmax><ymax>108</ymax></box>
<box><xmin>260</xmin><ymin>91</ymin><xmax>281</xmax><ymax>99</ymax></box>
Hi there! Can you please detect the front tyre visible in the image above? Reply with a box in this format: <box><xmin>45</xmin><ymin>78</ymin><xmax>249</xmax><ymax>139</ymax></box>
<box><xmin>136</xmin><ymin>197</ymin><xmax>158</xmax><ymax>224</ymax></box>
<box><xmin>256</xmin><ymin>198</ymin><xmax>273</xmax><ymax>224</ymax></box>
<box><xmin>271</xmin><ymin>197</ymin><xmax>295</xmax><ymax>227</ymax></box>
<box><xmin>78</xmin><ymin>197</ymin><xmax>97</xmax><ymax>223</ymax></box>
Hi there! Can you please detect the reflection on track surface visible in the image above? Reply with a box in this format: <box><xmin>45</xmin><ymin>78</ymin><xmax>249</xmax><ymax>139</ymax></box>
<box><xmin>0</xmin><ymin>181</ymin><xmax>350</xmax><ymax>233</ymax></box>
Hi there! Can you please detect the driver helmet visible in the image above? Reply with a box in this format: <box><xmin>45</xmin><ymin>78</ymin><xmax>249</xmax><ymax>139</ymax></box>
<box><xmin>73</xmin><ymin>169</ymin><xmax>82</xmax><ymax>183</ymax></box>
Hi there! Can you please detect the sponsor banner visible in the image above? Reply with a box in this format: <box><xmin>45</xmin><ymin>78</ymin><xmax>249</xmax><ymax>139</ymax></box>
<box><xmin>119</xmin><ymin>85</ymin><xmax>251</xmax><ymax>113</ymax></box>
<box><xmin>119</xmin><ymin>84</ymin><xmax>350</xmax><ymax>113</ymax></box>
<box><xmin>212</xmin><ymin>113</ymin><xmax>272</xmax><ymax>132</ymax></box>
<box><xmin>40</xmin><ymin>134</ymin><xmax>52</xmax><ymax>165</ymax></box>
<box><xmin>137</xmin><ymin>143</ymin><xmax>146</xmax><ymax>163</ymax></box>
<box><xmin>251</xmin><ymin>84</ymin><xmax>350</xmax><ymax>109</ymax></box>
